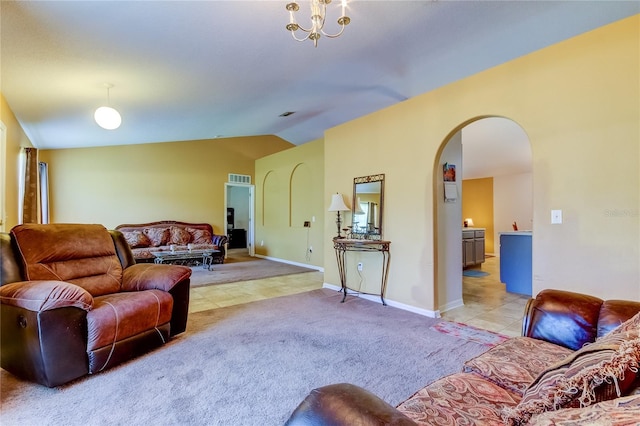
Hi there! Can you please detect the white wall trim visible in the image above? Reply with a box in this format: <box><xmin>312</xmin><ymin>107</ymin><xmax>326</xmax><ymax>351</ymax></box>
<box><xmin>254</xmin><ymin>254</ymin><xmax>324</xmax><ymax>272</ymax></box>
<box><xmin>438</xmin><ymin>298</ymin><xmax>465</xmax><ymax>313</ymax></box>
<box><xmin>322</xmin><ymin>283</ymin><xmax>441</xmax><ymax>318</ymax></box>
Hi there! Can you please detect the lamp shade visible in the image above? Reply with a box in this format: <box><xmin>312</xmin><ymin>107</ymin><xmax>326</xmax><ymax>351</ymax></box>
<box><xmin>94</xmin><ymin>106</ymin><xmax>121</xmax><ymax>130</ymax></box>
<box><xmin>328</xmin><ymin>193</ymin><xmax>350</xmax><ymax>212</ymax></box>
<box><xmin>464</xmin><ymin>218</ymin><xmax>474</xmax><ymax>227</ymax></box>
<box><xmin>354</xmin><ymin>197</ymin><xmax>365</xmax><ymax>215</ymax></box>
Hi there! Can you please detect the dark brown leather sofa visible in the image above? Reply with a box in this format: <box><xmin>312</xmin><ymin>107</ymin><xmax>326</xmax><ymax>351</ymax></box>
<box><xmin>285</xmin><ymin>289</ymin><xmax>640</xmax><ymax>425</ymax></box>
<box><xmin>0</xmin><ymin>223</ymin><xmax>192</xmax><ymax>387</ymax></box>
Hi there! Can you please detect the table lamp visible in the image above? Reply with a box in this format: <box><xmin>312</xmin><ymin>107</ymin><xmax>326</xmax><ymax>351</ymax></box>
<box><xmin>328</xmin><ymin>193</ymin><xmax>350</xmax><ymax>238</ymax></box>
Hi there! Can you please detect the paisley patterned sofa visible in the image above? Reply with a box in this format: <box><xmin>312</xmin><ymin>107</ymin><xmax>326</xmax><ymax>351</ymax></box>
<box><xmin>116</xmin><ymin>221</ymin><xmax>228</xmax><ymax>264</ymax></box>
<box><xmin>285</xmin><ymin>289</ymin><xmax>640</xmax><ymax>425</ymax></box>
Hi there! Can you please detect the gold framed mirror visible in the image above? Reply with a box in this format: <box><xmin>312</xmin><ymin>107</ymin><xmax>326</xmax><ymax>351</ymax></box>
<box><xmin>352</xmin><ymin>174</ymin><xmax>384</xmax><ymax>238</ymax></box>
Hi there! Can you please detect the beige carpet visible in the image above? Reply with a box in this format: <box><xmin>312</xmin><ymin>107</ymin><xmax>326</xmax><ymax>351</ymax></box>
<box><xmin>189</xmin><ymin>252</ymin><xmax>317</xmax><ymax>287</ymax></box>
<box><xmin>0</xmin><ymin>289</ymin><xmax>493</xmax><ymax>426</ymax></box>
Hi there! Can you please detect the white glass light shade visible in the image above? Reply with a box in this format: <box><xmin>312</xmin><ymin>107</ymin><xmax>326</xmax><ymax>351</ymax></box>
<box><xmin>465</xmin><ymin>218</ymin><xmax>474</xmax><ymax>227</ymax></box>
<box><xmin>94</xmin><ymin>106</ymin><xmax>122</xmax><ymax>130</ymax></box>
<box><xmin>328</xmin><ymin>193</ymin><xmax>350</xmax><ymax>211</ymax></box>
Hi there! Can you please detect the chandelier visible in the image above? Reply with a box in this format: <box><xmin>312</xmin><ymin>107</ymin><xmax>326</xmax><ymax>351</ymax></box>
<box><xmin>285</xmin><ymin>0</ymin><xmax>350</xmax><ymax>48</ymax></box>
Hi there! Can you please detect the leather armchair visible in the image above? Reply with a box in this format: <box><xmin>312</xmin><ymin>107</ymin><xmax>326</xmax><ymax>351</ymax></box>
<box><xmin>0</xmin><ymin>223</ymin><xmax>192</xmax><ymax>387</ymax></box>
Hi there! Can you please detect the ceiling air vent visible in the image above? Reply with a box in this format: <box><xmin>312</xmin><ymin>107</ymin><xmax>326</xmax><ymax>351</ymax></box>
<box><xmin>228</xmin><ymin>174</ymin><xmax>251</xmax><ymax>184</ymax></box>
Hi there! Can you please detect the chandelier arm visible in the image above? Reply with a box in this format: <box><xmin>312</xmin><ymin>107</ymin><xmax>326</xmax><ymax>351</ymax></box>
<box><xmin>289</xmin><ymin>30</ymin><xmax>312</xmax><ymax>42</ymax></box>
<box><xmin>291</xmin><ymin>23</ymin><xmax>314</xmax><ymax>34</ymax></box>
<box><xmin>320</xmin><ymin>24</ymin><xmax>347</xmax><ymax>38</ymax></box>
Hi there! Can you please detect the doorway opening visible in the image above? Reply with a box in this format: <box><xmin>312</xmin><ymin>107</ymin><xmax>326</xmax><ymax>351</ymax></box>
<box><xmin>225</xmin><ymin>183</ymin><xmax>255</xmax><ymax>256</ymax></box>
<box><xmin>435</xmin><ymin>116</ymin><xmax>532</xmax><ymax>322</ymax></box>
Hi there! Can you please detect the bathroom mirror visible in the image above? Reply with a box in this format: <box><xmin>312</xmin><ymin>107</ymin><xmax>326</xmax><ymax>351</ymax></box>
<box><xmin>352</xmin><ymin>174</ymin><xmax>385</xmax><ymax>238</ymax></box>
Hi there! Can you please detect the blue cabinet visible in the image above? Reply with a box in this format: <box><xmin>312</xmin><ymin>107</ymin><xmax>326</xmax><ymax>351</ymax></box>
<box><xmin>500</xmin><ymin>232</ymin><xmax>532</xmax><ymax>296</ymax></box>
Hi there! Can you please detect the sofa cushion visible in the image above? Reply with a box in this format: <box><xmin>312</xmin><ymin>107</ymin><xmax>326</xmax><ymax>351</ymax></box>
<box><xmin>122</xmin><ymin>230</ymin><xmax>151</xmax><ymax>248</ymax></box>
<box><xmin>598</xmin><ymin>302</ymin><xmax>640</xmax><ymax>337</ymax></box>
<box><xmin>188</xmin><ymin>243</ymin><xmax>218</xmax><ymax>250</ymax></box>
<box><xmin>130</xmin><ymin>246</ymin><xmax>164</xmax><ymax>260</ymax></box>
<box><xmin>0</xmin><ymin>280</ymin><xmax>93</xmax><ymax>312</ymax></box>
<box><xmin>122</xmin><ymin>263</ymin><xmax>191</xmax><ymax>292</ymax></box>
<box><xmin>605</xmin><ymin>311</ymin><xmax>640</xmax><ymax>338</ymax></box>
<box><xmin>502</xmin><ymin>332</ymin><xmax>640</xmax><ymax>425</ymax></box>
<box><xmin>463</xmin><ymin>336</ymin><xmax>573</xmax><ymax>396</ymax></box>
<box><xmin>186</xmin><ymin>227</ymin><xmax>212</xmax><ymax>244</ymax></box>
<box><xmin>11</xmin><ymin>223</ymin><xmax>123</xmax><ymax>297</ymax></box>
<box><xmin>396</xmin><ymin>372</ymin><xmax>520</xmax><ymax>425</ymax></box>
<box><xmin>86</xmin><ymin>289</ymin><xmax>174</xmax><ymax>352</ymax></box>
<box><xmin>143</xmin><ymin>227</ymin><xmax>170</xmax><ymax>247</ymax></box>
<box><xmin>527</xmin><ymin>394</ymin><xmax>640</xmax><ymax>425</ymax></box>
<box><xmin>525</xmin><ymin>290</ymin><xmax>604</xmax><ymax>351</ymax></box>
<box><xmin>169</xmin><ymin>226</ymin><xmax>192</xmax><ymax>245</ymax></box>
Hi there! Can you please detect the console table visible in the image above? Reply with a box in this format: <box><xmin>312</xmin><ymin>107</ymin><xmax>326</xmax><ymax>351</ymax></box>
<box><xmin>333</xmin><ymin>238</ymin><xmax>391</xmax><ymax>305</ymax></box>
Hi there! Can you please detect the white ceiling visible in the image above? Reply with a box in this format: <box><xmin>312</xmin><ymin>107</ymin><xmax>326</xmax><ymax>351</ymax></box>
<box><xmin>462</xmin><ymin>117</ymin><xmax>531</xmax><ymax>180</ymax></box>
<box><xmin>2</xmin><ymin>1</ymin><xmax>638</xmax><ymax>176</ymax></box>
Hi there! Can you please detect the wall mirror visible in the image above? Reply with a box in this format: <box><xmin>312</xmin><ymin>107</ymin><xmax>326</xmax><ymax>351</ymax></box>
<box><xmin>352</xmin><ymin>174</ymin><xmax>385</xmax><ymax>238</ymax></box>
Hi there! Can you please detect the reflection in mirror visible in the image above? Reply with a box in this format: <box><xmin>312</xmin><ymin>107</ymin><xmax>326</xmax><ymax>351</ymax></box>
<box><xmin>351</xmin><ymin>174</ymin><xmax>384</xmax><ymax>239</ymax></box>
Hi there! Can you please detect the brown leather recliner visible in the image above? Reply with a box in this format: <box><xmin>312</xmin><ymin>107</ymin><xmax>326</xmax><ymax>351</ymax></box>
<box><xmin>0</xmin><ymin>223</ymin><xmax>192</xmax><ymax>387</ymax></box>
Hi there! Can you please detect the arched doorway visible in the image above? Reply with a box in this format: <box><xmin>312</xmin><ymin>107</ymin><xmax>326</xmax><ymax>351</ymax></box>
<box><xmin>435</xmin><ymin>116</ymin><xmax>532</xmax><ymax>314</ymax></box>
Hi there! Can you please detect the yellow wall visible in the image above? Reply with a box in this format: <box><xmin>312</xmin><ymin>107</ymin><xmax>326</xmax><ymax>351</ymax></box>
<box><xmin>39</xmin><ymin>136</ymin><xmax>293</xmax><ymax>232</ymax></box>
<box><xmin>0</xmin><ymin>93</ymin><xmax>34</xmax><ymax>230</ymax></box>
<box><xmin>4</xmin><ymin>16</ymin><xmax>639</xmax><ymax>310</ymax></box>
<box><xmin>462</xmin><ymin>178</ymin><xmax>494</xmax><ymax>254</ymax></box>
<box><xmin>255</xmin><ymin>138</ymin><xmax>324</xmax><ymax>268</ymax></box>
<box><xmin>324</xmin><ymin>15</ymin><xmax>640</xmax><ymax>310</ymax></box>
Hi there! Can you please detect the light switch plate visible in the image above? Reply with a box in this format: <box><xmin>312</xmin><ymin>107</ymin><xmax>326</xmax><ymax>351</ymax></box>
<box><xmin>551</xmin><ymin>209</ymin><xmax>563</xmax><ymax>224</ymax></box>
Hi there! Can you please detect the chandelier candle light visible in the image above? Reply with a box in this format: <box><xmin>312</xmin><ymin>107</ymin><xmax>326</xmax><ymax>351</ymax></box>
<box><xmin>286</xmin><ymin>0</ymin><xmax>350</xmax><ymax>47</ymax></box>
<box><xmin>328</xmin><ymin>193</ymin><xmax>350</xmax><ymax>238</ymax></box>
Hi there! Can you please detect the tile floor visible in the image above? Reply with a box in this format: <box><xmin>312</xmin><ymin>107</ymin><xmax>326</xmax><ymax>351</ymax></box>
<box><xmin>440</xmin><ymin>256</ymin><xmax>530</xmax><ymax>337</ymax></box>
<box><xmin>189</xmin><ymin>252</ymin><xmax>529</xmax><ymax>337</ymax></box>
<box><xmin>189</xmin><ymin>269</ymin><xmax>323</xmax><ymax>312</ymax></box>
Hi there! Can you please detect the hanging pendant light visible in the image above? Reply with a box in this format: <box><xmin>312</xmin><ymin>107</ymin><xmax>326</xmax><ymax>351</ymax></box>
<box><xmin>94</xmin><ymin>83</ymin><xmax>121</xmax><ymax>130</ymax></box>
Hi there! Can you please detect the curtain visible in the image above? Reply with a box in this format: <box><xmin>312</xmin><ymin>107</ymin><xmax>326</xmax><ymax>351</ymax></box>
<box><xmin>21</xmin><ymin>147</ymin><xmax>38</xmax><ymax>224</ymax></box>
<box><xmin>39</xmin><ymin>162</ymin><xmax>50</xmax><ymax>224</ymax></box>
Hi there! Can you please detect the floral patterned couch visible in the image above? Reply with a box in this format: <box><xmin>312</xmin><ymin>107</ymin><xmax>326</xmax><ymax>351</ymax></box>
<box><xmin>115</xmin><ymin>221</ymin><xmax>227</xmax><ymax>264</ymax></box>
<box><xmin>285</xmin><ymin>289</ymin><xmax>640</xmax><ymax>425</ymax></box>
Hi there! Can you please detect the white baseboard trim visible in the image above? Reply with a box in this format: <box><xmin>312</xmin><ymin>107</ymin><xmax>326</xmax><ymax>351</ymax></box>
<box><xmin>322</xmin><ymin>283</ymin><xmax>440</xmax><ymax>318</ymax></box>
<box><xmin>254</xmin><ymin>254</ymin><xmax>324</xmax><ymax>272</ymax></box>
<box><xmin>438</xmin><ymin>298</ymin><xmax>464</xmax><ymax>313</ymax></box>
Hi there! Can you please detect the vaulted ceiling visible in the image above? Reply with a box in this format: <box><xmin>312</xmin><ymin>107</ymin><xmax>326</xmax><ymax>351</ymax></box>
<box><xmin>2</xmin><ymin>1</ymin><xmax>637</xmax><ymax>177</ymax></box>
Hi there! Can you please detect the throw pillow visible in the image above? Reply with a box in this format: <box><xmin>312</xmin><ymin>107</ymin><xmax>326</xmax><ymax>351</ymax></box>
<box><xmin>169</xmin><ymin>226</ymin><xmax>192</xmax><ymax>245</ymax></box>
<box><xmin>122</xmin><ymin>230</ymin><xmax>151</xmax><ymax>248</ymax></box>
<box><xmin>462</xmin><ymin>336</ymin><xmax>573</xmax><ymax>396</ymax></box>
<box><xmin>502</xmin><ymin>334</ymin><xmax>640</xmax><ymax>426</ymax></box>
<box><xmin>527</xmin><ymin>394</ymin><xmax>640</xmax><ymax>426</ymax></box>
<box><xmin>186</xmin><ymin>227</ymin><xmax>212</xmax><ymax>245</ymax></box>
<box><xmin>143</xmin><ymin>227</ymin><xmax>170</xmax><ymax>247</ymax></box>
